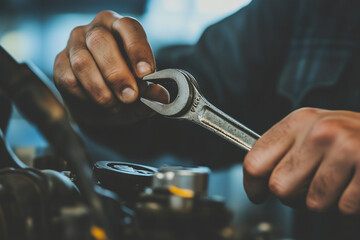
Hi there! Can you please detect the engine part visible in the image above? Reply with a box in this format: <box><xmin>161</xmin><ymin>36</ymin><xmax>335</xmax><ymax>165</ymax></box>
<box><xmin>0</xmin><ymin>46</ymin><xmax>235</xmax><ymax>240</ymax></box>
<box><xmin>0</xmin><ymin>45</ymin><xmax>114</xmax><ymax>238</ymax></box>
<box><xmin>153</xmin><ymin>166</ymin><xmax>210</xmax><ymax>197</ymax></box>
<box><xmin>0</xmin><ymin>168</ymin><xmax>80</xmax><ymax>240</ymax></box>
<box><xmin>135</xmin><ymin>166</ymin><xmax>233</xmax><ymax>240</ymax></box>
<box><xmin>94</xmin><ymin>161</ymin><xmax>157</xmax><ymax>204</ymax></box>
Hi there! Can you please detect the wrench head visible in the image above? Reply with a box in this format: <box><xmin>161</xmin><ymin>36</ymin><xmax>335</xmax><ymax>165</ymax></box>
<box><xmin>140</xmin><ymin>69</ymin><xmax>193</xmax><ymax>117</ymax></box>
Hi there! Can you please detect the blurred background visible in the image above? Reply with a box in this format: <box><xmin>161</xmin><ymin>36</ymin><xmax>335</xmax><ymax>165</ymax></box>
<box><xmin>0</xmin><ymin>0</ymin><xmax>251</xmax><ymax>75</ymax></box>
<box><xmin>0</xmin><ymin>0</ymin><xmax>294</xmax><ymax>238</ymax></box>
<box><xmin>0</xmin><ymin>0</ymin><xmax>253</xmax><ymax>157</ymax></box>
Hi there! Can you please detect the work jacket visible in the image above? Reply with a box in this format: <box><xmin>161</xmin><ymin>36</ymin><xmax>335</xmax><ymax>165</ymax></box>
<box><xmin>80</xmin><ymin>1</ymin><xmax>360</xmax><ymax>239</ymax></box>
<box><xmin>156</xmin><ymin>0</ymin><xmax>360</xmax><ymax>239</ymax></box>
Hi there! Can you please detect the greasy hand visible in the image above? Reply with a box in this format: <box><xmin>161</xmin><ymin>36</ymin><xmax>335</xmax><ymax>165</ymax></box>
<box><xmin>244</xmin><ymin>108</ymin><xmax>360</xmax><ymax>215</ymax></box>
<box><xmin>53</xmin><ymin>11</ymin><xmax>168</xmax><ymax>124</ymax></box>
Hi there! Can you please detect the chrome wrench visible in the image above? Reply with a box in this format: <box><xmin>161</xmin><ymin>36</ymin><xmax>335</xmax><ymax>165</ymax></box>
<box><xmin>140</xmin><ymin>69</ymin><xmax>260</xmax><ymax>152</ymax></box>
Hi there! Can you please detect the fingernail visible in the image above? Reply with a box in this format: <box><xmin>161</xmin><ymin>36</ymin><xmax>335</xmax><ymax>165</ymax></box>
<box><xmin>137</xmin><ymin>61</ymin><xmax>151</xmax><ymax>76</ymax></box>
<box><xmin>120</xmin><ymin>87</ymin><xmax>136</xmax><ymax>102</ymax></box>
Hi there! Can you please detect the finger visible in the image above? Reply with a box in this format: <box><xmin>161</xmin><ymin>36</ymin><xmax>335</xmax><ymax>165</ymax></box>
<box><xmin>85</xmin><ymin>25</ymin><xmax>138</xmax><ymax>103</ymax></box>
<box><xmin>243</xmin><ymin>118</ymin><xmax>296</xmax><ymax>203</ymax></box>
<box><xmin>338</xmin><ymin>167</ymin><xmax>360</xmax><ymax>215</ymax></box>
<box><xmin>244</xmin><ymin>108</ymin><xmax>321</xmax><ymax>177</ymax></box>
<box><xmin>68</xmin><ymin>27</ymin><xmax>117</xmax><ymax>108</ymax></box>
<box><xmin>243</xmin><ymin>117</ymin><xmax>297</xmax><ymax>203</ymax></box>
<box><xmin>112</xmin><ymin>17</ymin><xmax>155</xmax><ymax>78</ymax></box>
<box><xmin>242</xmin><ymin>170</ymin><xmax>270</xmax><ymax>204</ymax></box>
<box><xmin>243</xmin><ymin>108</ymin><xmax>320</xmax><ymax>202</ymax></box>
<box><xmin>53</xmin><ymin>50</ymin><xmax>87</xmax><ymax>100</ymax></box>
<box><xmin>267</xmin><ymin>132</ymin><xmax>324</xmax><ymax>203</ymax></box>
<box><xmin>91</xmin><ymin>12</ymin><xmax>154</xmax><ymax>89</ymax></box>
<box><xmin>91</xmin><ymin>10</ymin><xmax>122</xmax><ymax>29</ymax></box>
<box><xmin>70</xmin><ymin>47</ymin><xmax>118</xmax><ymax>108</ymax></box>
<box><xmin>306</xmin><ymin>152</ymin><xmax>353</xmax><ymax>212</ymax></box>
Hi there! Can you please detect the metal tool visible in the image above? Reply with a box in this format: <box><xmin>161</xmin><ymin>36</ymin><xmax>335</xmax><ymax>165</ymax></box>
<box><xmin>140</xmin><ymin>69</ymin><xmax>260</xmax><ymax>152</ymax></box>
<box><xmin>152</xmin><ymin>166</ymin><xmax>210</xmax><ymax>197</ymax></box>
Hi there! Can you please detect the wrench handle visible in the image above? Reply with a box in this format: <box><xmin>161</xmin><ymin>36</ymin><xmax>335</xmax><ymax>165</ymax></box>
<box><xmin>189</xmin><ymin>96</ymin><xmax>260</xmax><ymax>152</ymax></box>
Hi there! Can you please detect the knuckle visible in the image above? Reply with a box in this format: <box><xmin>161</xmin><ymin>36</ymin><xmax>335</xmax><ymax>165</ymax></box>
<box><xmin>116</xmin><ymin>16</ymin><xmax>141</xmax><ymax>28</ymax></box>
<box><xmin>86</xmin><ymin>26</ymin><xmax>108</xmax><ymax>47</ymax></box>
<box><xmin>243</xmin><ymin>153</ymin><xmax>265</xmax><ymax>178</ymax></box>
<box><xmin>288</xmin><ymin>107</ymin><xmax>318</xmax><ymax>122</ymax></box>
<box><xmin>54</xmin><ymin>51</ymin><xmax>67</xmax><ymax>70</ymax></box>
<box><xmin>69</xmin><ymin>26</ymin><xmax>85</xmax><ymax>40</ymax></box>
<box><xmin>54</xmin><ymin>50</ymin><xmax>65</xmax><ymax>64</ymax></box>
<box><xmin>70</xmin><ymin>50</ymin><xmax>90</xmax><ymax>73</ymax></box>
<box><xmin>125</xmin><ymin>40</ymin><xmax>151</xmax><ymax>57</ymax></box>
<box><xmin>309</xmin><ymin>174</ymin><xmax>329</xmax><ymax>198</ymax></box>
<box><xmin>126</xmin><ymin>40</ymin><xmax>142</xmax><ymax>52</ymax></box>
<box><xmin>339</xmin><ymin>196</ymin><xmax>360</xmax><ymax>215</ymax></box>
<box><xmin>308</xmin><ymin>117</ymin><xmax>341</xmax><ymax>145</ymax></box>
<box><xmin>104</xmin><ymin>69</ymin><xmax>128</xmax><ymax>85</ymax></box>
<box><xmin>94</xmin><ymin>10</ymin><xmax>117</xmax><ymax>22</ymax></box>
<box><xmin>53</xmin><ymin>75</ymin><xmax>62</xmax><ymax>89</ymax></box>
<box><xmin>268</xmin><ymin>175</ymin><xmax>290</xmax><ymax>199</ymax></box>
<box><xmin>338</xmin><ymin>142</ymin><xmax>356</xmax><ymax>158</ymax></box>
<box><xmin>336</xmin><ymin>137</ymin><xmax>360</xmax><ymax>157</ymax></box>
<box><xmin>53</xmin><ymin>52</ymin><xmax>76</xmax><ymax>91</ymax></box>
<box><xmin>113</xmin><ymin>17</ymin><xmax>145</xmax><ymax>36</ymax></box>
<box><xmin>306</xmin><ymin>177</ymin><xmax>330</xmax><ymax>212</ymax></box>
<box><xmin>61</xmin><ymin>76</ymin><xmax>78</xmax><ymax>90</ymax></box>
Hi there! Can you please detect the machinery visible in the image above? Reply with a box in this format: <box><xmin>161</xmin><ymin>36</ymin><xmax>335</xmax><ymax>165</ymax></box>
<box><xmin>0</xmin><ymin>45</ymin><xmax>233</xmax><ymax>240</ymax></box>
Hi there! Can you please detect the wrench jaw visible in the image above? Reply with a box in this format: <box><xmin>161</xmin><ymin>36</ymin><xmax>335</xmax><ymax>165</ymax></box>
<box><xmin>140</xmin><ymin>69</ymin><xmax>193</xmax><ymax>117</ymax></box>
<box><xmin>139</xmin><ymin>98</ymin><xmax>168</xmax><ymax>115</ymax></box>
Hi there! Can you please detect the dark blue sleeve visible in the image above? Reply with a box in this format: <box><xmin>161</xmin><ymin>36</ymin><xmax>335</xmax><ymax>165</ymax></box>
<box><xmin>156</xmin><ymin>0</ymin><xmax>297</xmax><ymax>133</ymax></box>
<box><xmin>82</xmin><ymin>0</ymin><xmax>298</xmax><ymax>168</ymax></box>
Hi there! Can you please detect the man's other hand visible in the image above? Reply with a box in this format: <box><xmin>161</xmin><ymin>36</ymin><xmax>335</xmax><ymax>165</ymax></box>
<box><xmin>244</xmin><ymin>108</ymin><xmax>360</xmax><ymax>215</ymax></box>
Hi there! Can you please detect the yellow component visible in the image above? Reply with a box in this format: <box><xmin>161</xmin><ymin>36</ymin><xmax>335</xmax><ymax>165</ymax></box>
<box><xmin>168</xmin><ymin>185</ymin><xmax>195</xmax><ymax>198</ymax></box>
<box><xmin>90</xmin><ymin>226</ymin><xmax>108</xmax><ymax>240</ymax></box>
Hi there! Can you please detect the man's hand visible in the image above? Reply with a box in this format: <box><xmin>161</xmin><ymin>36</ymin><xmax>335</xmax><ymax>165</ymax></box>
<box><xmin>53</xmin><ymin>11</ymin><xmax>168</xmax><ymax>124</ymax></box>
<box><xmin>244</xmin><ymin>108</ymin><xmax>360</xmax><ymax>215</ymax></box>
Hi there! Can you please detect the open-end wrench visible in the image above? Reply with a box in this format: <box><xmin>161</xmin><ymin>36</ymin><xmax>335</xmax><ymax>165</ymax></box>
<box><xmin>140</xmin><ymin>69</ymin><xmax>260</xmax><ymax>152</ymax></box>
